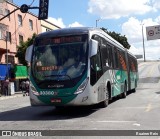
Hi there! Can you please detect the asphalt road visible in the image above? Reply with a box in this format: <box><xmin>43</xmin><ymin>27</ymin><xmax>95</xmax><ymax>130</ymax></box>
<box><xmin>0</xmin><ymin>61</ymin><xmax>160</xmax><ymax>138</ymax></box>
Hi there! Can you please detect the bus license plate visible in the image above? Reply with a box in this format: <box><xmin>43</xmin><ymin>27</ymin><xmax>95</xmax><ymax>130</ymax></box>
<box><xmin>51</xmin><ymin>98</ymin><xmax>61</xmax><ymax>103</ymax></box>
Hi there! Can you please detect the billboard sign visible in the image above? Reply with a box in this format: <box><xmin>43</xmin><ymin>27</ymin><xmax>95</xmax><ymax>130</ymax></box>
<box><xmin>146</xmin><ymin>25</ymin><xmax>160</xmax><ymax>41</ymax></box>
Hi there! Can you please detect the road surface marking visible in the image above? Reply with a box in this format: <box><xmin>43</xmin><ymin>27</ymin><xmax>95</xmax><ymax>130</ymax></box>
<box><xmin>147</xmin><ymin>65</ymin><xmax>156</xmax><ymax>77</ymax></box>
<box><xmin>133</xmin><ymin>123</ymin><xmax>141</xmax><ymax>126</ymax></box>
<box><xmin>96</xmin><ymin>120</ymin><xmax>136</xmax><ymax>123</ymax></box>
<box><xmin>110</xmin><ymin>106</ymin><xmax>146</xmax><ymax>109</ymax></box>
<box><xmin>145</xmin><ymin>103</ymin><xmax>152</xmax><ymax>112</ymax></box>
<box><xmin>154</xmin><ymin>94</ymin><xmax>159</xmax><ymax>99</ymax></box>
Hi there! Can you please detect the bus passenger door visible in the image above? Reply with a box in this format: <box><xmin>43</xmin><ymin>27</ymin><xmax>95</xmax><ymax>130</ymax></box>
<box><xmin>112</xmin><ymin>48</ymin><xmax>122</xmax><ymax>95</ymax></box>
<box><xmin>90</xmin><ymin>52</ymin><xmax>103</xmax><ymax>85</ymax></box>
<box><xmin>90</xmin><ymin>48</ymin><xmax>104</xmax><ymax>102</ymax></box>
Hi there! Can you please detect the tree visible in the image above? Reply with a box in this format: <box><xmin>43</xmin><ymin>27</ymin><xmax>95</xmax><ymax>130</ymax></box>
<box><xmin>15</xmin><ymin>33</ymin><xmax>36</xmax><ymax>66</ymax></box>
<box><xmin>101</xmin><ymin>27</ymin><xmax>131</xmax><ymax>49</ymax></box>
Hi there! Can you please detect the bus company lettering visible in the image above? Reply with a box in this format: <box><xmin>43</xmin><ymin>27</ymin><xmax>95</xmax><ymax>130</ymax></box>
<box><xmin>39</xmin><ymin>91</ymin><xmax>58</xmax><ymax>96</ymax></box>
<box><xmin>48</xmin><ymin>84</ymin><xmax>64</xmax><ymax>88</ymax></box>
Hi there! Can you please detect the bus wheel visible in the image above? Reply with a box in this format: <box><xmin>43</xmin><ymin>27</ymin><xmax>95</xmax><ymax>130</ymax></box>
<box><xmin>122</xmin><ymin>83</ymin><xmax>127</xmax><ymax>98</ymax></box>
<box><xmin>132</xmin><ymin>80</ymin><xmax>137</xmax><ymax>93</ymax></box>
<box><xmin>99</xmin><ymin>88</ymin><xmax>109</xmax><ymax>108</ymax></box>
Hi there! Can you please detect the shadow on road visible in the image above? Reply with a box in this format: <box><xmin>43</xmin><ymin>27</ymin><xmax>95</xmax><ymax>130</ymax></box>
<box><xmin>0</xmin><ymin>90</ymin><xmax>138</xmax><ymax>122</ymax></box>
<box><xmin>155</xmin><ymin>91</ymin><xmax>160</xmax><ymax>94</ymax></box>
<box><xmin>0</xmin><ymin>105</ymin><xmax>98</xmax><ymax>121</ymax></box>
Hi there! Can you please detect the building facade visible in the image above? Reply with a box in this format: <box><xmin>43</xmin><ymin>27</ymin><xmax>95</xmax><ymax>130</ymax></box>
<box><xmin>0</xmin><ymin>1</ymin><xmax>60</xmax><ymax>65</ymax></box>
<box><xmin>41</xmin><ymin>20</ymin><xmax>60</xmax><ymax>33</ymax></box>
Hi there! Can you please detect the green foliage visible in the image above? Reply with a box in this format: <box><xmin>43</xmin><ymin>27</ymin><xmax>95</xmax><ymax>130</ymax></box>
<box><xmin>101</xmin><ymin>27</ymin><xmax>131</xmax><ymax>49</ymax></box>
<box><xmin>15</xmin><ymin>33</ymin><xmax>36</xmax><ymax>65</ymax></box>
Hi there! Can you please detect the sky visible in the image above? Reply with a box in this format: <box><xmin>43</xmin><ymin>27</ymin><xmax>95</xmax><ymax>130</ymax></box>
<box><xmin>12</xmin><ymin>0</ymin><xmax>160</xmax><ymax>60</ymax></box>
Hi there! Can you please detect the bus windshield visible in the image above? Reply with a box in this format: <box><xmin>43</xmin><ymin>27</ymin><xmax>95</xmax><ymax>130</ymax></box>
<box><xmin>31</xmin><ymin>34</ymin><xmax>88</xmax><ymax>87</ymax></box>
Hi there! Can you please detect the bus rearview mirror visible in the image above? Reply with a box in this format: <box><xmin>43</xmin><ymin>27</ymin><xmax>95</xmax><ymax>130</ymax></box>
<box><xmin>25</xmin><ymin>45</ymin><xmax>33</xmax><ymax>63</ymax></box>
<box><xmin>89</xmin><ymin>39</ymin><xmax>98</xmax><ymax>57</ymax></box>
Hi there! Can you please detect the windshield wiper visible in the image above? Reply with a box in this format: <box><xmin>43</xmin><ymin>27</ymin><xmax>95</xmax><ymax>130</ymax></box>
<box><xmin>44</xmin><ymin>74</ymin><xmax>72</xmax><ymax>80</ymax></box>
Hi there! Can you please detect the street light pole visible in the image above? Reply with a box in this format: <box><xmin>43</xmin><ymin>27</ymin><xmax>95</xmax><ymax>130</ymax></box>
<box><xmin>96</xmin><ymin>19</ymin><xmax>100</xmax><ymax>27</ymax></box>
<box><xmin>141</xmin><ymin>24</ymin><xmax>146</xmax><ymax>62</ymax></box>
<box><xmin>5</xmin><ymin>34</ymin><xmax>9</xmax><ymax>79</ymax></box>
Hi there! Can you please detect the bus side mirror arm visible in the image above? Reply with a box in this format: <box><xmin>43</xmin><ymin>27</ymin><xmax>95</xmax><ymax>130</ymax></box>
<box><xmin>25</xmin><ymin>45</ymin><xmax>33</xmax><ymax>63</ymax></box>
<box><xmin>89</xmin><ymin>39</ymin><xmax>98</xmax><ymax>57</ymax></box>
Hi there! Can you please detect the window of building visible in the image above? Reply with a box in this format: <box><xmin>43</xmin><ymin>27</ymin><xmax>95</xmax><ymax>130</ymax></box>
<box><xmin>18</xmin><ymin>14</ymin><xmax>22</xmax><ymax>26</ymax></box>
<box><xmin>0</xmin><ymin>6</ymin><xmax>3</xmax><ymax>16</ymax></box>
<box><xmin>5</xmin><ymin>9</ymin><xmax>10</xmax><ymax>21</ymax></box>
<box><xmin>29</xmin><ymin>19</ymin><xmax>33</xmax><ymax>30</ymax></box>
<box><xmin>19</xmin><ymin>35</ymin><xmax>23</xmax><ymax>44</ymax></box>
<box><xmin>6</xmin><ymin>31</ymin><xmax>11</xmax><ymax>43</ymax></box>
<box><xmin>46</xmin><ymin>28</ymin><xmax>51</xmax><ymax>32</ymax></box>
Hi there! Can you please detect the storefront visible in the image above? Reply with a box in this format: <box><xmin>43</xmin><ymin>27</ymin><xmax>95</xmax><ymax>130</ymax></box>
<box><xmin>0</xmin><ymin>64</ymin><xmax>11</xmax><ymax>81</ymax></box>
<box><xmin>0</xmin><ymin>64</ymin><xmax>11</xmax><ymax>95</ymax></box>
<box><xmin>0</xmin><ymin>64</ymin><xmax>28</xmax><ymax>93</ymax></box>
<box><xmin>13</xmin><ymin>65</ymin><xmax>28</xmax><ymax>92</ymax></box>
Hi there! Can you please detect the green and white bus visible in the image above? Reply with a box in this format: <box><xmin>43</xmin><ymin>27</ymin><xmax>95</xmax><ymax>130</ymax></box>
<box><xmin>25</xmin><ymin>27</ymin><xmax>138</xmax><ymax>107</ymax></box>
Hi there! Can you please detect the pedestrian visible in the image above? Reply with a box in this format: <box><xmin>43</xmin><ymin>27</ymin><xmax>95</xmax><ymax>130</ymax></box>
<box><xmin>0</xmin><ymin>81</ymin><xmax>2</xmax><ymax>97</ymax></box>
<box><xmin>20</xmin><ymin>81</ymin><xmax>26</xmax><ymax>96</ymax></box>
<box><xmin>2</xmin><ymin>78</ymin><xmax>9</xmax><ymax>96</ymax></box>
<box><xmin>25</xmin><ymin>80</ymin><xmax>29</xmax><ymax>96</ymax></box>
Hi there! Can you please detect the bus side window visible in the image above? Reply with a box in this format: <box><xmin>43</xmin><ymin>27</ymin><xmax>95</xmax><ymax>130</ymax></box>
<box><xmin>101</xmin><ymin>47</ymin><xmax>108</xmax><ymax>67</ymax></box>
<box><xmin>90</xmin><ymin>55</ymin><xmax>97</xmax><ymax>85</ymax></box>
<box><xmin>119</xmin><ymin>51</ymin><xmax>127</xmax><ymax>71</ymax></box>
<box><xmin>114</xmin><ymin>48</ymin><xmax>121</xmax><ymax>69</ymax></box>
<box><xmin>100</xmin><ymin>38</ymin><xmax>109</xmax><ymax>67</ymax></box>
<box><xmin>108</xmin><ymin>46</ymin><xmax>113</xmax><ymax>68</ymax></box>
<box><xmin>90</xmin><ymin>51</ymin><xmax>103</xmax><ymax>86</ymax></box>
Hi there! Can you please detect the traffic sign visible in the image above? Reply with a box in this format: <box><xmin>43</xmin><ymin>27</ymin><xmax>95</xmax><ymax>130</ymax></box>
<box><xmin>146</xmin><ymin>25</ymin><xmax>160</xmax><ymax>41</ymax></box>
<box><xmin>38</xmin><ymin>0</ymin><xmax>49</xmax><ymax>20</ymax></box>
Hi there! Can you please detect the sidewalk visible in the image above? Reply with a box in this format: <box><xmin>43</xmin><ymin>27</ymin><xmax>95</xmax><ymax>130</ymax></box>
<box><xmin>0</xmin><ymin>91</ymin><xmax>24</xmax><ymax>101</ymax></box>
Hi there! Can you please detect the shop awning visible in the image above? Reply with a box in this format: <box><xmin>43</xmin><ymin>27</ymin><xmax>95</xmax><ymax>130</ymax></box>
<box><xmin>14</xmin><ymin>65</ymin><xmax>28</xmax><ymax>79</ymax></box>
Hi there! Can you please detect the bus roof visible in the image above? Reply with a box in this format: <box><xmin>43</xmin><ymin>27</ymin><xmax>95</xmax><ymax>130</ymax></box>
<box><xmin>37</xmin><ymin>27</ymin><xmax>93</xmax><ymax>38</ymax></box>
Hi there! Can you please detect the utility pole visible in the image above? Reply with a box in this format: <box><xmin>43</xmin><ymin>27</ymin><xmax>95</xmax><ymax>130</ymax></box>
<box><xmin>5</xmin><ymin>33</ymin><xmax>9</xmax><ymax>79</ymax></box>
<box><xmin>96</xmin><ymin>19</ymin><xmax>100</xmax><ymax>27</ymax></box>
<box><xmin>141</xmin><ymin>24</ymin><xmax>146</xmax><ymax>62</ymax></box>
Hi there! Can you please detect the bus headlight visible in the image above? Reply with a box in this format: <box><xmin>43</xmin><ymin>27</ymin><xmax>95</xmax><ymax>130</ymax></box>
<box><xmin>30</xmin><ymin>83</ymin><xmax>39</xmax><ymax>96</ymax></box>
<box><xmin>74</xmin><ymin>77</ymin><xmax>89</xmax><ymax>94</ymax></box>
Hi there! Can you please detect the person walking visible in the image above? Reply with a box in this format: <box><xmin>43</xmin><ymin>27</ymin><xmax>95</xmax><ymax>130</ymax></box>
<box><xmin>25</xmin><ymin>80</ymin><xmax>29</xmax><ymax>96</ymax></box>
<box><xmin>20</xmin><ymin>81</ymin><xmax>26</xmax><ymax>96</ymax></box>
<box><xmin>0</xmin><ymin>81</ymin><xmax>2</xmax><ymax>97</ymax></box>
<box><xmin>2</xmin><ymin>78</ymin><xmax>9</xmax><ymax>96</ymax></box>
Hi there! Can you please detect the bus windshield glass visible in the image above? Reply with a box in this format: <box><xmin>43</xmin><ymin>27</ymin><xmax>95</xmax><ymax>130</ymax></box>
<box><xmin>31</xmin><ymin>34</ymin><xmax>88</xmax><ymax>86</ymax></box>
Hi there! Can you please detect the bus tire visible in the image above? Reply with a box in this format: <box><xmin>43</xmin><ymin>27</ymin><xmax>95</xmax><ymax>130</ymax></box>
<box><xmin>122</xmin><ymin>83</ymin><xmax>127</xmax><ymax>98</ymax></box>
<box><xmin>132</xmin><ymin>80</ymin><xmax>137</xmax><ymax>93</ymax></box>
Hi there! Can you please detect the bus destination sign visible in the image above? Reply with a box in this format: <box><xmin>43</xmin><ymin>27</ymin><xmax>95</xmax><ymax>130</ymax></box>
<box><xmin>38</xmin><ymin>36</ymin><xmax>82</xmax><ymax>45</ymax></box>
